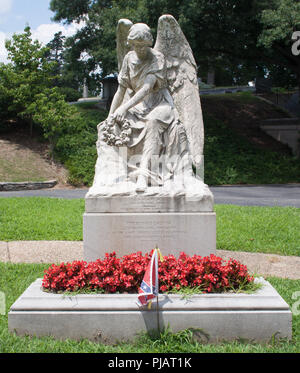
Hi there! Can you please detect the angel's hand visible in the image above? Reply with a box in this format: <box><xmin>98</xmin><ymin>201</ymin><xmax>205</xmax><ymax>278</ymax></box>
<box><xmin>112</xmin><ymin>106</ymin><xmax>127</xmax><ymax>123</ymax></box>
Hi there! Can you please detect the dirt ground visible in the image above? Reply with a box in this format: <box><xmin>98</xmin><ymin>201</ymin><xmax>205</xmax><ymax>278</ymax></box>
<box><xmin>218</xmin><ymin>250</ymin><xmax>300</xmax><ymax>280</ymax></box>
<box><xmin>0</xmin><ymin>127</ymin><xmax>69</xmax><ymax>187</ymax></box>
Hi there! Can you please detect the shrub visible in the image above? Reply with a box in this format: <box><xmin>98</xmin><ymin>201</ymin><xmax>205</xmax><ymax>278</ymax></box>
<box><xmin>53</xmin><ymin>104</ymin><xmax>107</xmax><ymax>185</ymax></box>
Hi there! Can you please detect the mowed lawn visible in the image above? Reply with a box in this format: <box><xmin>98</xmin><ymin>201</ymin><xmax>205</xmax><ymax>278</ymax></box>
<box><xmin>0</xmin><ymin>197</ymin><xmax>299</xmax><ymax>256</ymax></box>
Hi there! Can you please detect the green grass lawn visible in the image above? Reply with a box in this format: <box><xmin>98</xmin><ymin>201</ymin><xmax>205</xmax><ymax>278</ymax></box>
<box><xmin>0</xmin><ymin>198</ymin><xmax>299</xmax><ymax>256</ymax></box>
<box><xmin>0</xmin><ymin>262</ymin><xmax>299</xmax><ymax>353</ymax></box>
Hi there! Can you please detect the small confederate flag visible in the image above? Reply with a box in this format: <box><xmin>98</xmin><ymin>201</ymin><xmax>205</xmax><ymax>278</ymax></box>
<box><xmin>138</xmin><ymin>248</ymin><xmax>160</xmax><ymax>307</ymax></box>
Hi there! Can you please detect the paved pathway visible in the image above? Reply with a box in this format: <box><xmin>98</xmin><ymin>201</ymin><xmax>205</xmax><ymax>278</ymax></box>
<box><xmin>0</xmin><ymin>184</ymin><xmax>299</xmax><ymax>207</ymax></box>
<box><xmin>211</xmin><ymin>184</ymin><xmax>300</xmax><ymax>208</ymax></box>
<box><xmin>1</xmin><ymin>241</ymin><xmax>299</xmax><ymax>279</ymax></box>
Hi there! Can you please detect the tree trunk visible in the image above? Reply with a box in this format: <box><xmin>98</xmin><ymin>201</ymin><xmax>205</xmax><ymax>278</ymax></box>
<box><xmin>298</xmin><ymin>73</ymin><xmax>300</xmax><ymax>104</ymax></box>
<box><xmin>29</xmin><ymin>118</ymin><xmax>33</xmax><ymax>137</ymax></box>
<box><xmin>49</xmin><ymin>137</ymin><xmax>55</xmax><ymax>163</ymax></box>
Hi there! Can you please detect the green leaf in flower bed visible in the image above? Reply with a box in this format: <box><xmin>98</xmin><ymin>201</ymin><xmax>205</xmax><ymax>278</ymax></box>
<box><xmin>165</xmin><ymin>279</ymin><xmax>262</xmax><ymax>298</ymax></box>
<box><xmin>42</xmin><ymin>279</ymin><xmax>262</xmax><ymax>297</ymax></box>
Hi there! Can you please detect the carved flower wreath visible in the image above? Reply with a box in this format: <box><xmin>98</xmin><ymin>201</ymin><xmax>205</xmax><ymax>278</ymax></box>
<box><xmin>101</xmin><ymin>117</ymin><xmax>132</xmax><ymax>146</ymax></box>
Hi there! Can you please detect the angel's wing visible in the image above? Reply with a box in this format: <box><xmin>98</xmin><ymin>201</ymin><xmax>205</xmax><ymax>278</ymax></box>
<box><xmin>154</xmin><ymin>15</ymin><xmax>204</xmax><ymax>167</ymax></box>
<box><xmin>116</xmin><ymin>18</ymin><xmax>133</xmax><ymax>71</ymax></box>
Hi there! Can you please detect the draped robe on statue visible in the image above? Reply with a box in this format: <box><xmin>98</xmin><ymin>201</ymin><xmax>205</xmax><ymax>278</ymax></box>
<box><xmin>89</xmin><ymin>48</ymin><xmax>190</xmax><ymax>195</ymax></box>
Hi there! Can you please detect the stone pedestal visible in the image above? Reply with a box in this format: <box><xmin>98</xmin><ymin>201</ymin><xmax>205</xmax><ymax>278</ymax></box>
<box><xmin>83</xmin><ymin>189</ymin><xmax>216</xmax><ymax>261</ymax></box>
<box><xmin>8</xmin><ymin>278</ymin><xmax>292</xmax><ymax>343</ymax></box>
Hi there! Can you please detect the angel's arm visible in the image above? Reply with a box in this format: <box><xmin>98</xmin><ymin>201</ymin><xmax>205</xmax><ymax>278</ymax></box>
<box><xmin>112</xmin><ymin>74</ymin><xmax>157</xmax><ymax>123</ymax></box>
<box><xmin>123</xmin><ymin>74</ymin><xmax>156</xmax><ymax>111</ymax></box>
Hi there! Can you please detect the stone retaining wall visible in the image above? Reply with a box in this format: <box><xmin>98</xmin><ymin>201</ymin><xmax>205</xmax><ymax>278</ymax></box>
<box><xmin>0</xmin><ymin>180</ymin><xmax>57</xmax><ymax>191</ymax></box>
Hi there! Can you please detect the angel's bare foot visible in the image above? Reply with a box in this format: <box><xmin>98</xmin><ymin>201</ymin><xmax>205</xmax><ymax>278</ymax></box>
<box><xmin>136</xmin><ymin>175</ymin><xmax>147</xmax><ymax>192</ymax></box>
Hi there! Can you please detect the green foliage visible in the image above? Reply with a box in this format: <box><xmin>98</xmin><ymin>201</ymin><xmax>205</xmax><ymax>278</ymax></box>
<box><xmin>48</xmin><ymin>0</ymin><xmax>300</xmax><ymax>90</ymax></box>
<box><xmin>271</xmin><ymin>87</ymin><xmax>289</xmax><ymax>94</ymax></box>
<box><xmin>65</xmin><ymin>147</ymin><xmax>97</xmax><ymax>186</ymax></box>
<box><xmin>257</xmin><ymin>0</ymin><xmax>300</xmax><ymax>88</ymax></box>
<box><xmin>0</xmin><ymin>64</ymin><xmax>15</xmax><ymax>122</ymax></box>
<box><xmin>53</xmin><ymin>104</ymin><xmax>107</xmax><ymax>185</ymax></box>
<box><xmin>49</xmin><ymin>0</ymin><xmax>262</xmax><ymax>82</ymax></box>
<box><xmin>2</xmin><ymin>27</ymin><xmax>56</xmax><ymax>121</ymax></box>
<box><xmin>44</xmin><ymin>31</ymin><xmax>81</xmax><ymax>101</ymax></box>
<box><xmin>59</xmin><ymin>87</ymin><xmax>82</xmax><ymax>102</ymax></box>
<box><xmin>166</xmin><ymin>281</ymin><xmax>262</xmax><ymax>296</ymax></box>
<box><xmin>45</xmin><ymin>30</ymin><xmax>101</xmax><ymax>100</ymax></box>
<box><xmin>258</xmin><ymin>0</ymin><xmax>300</xmax><ymax>48</ymax></box>
<box><xmin>203</xmin><ymin>112</ymin><xmax>300</xmax><ymax>186</ymax></box>
<box><xmin>31</xmin><ymin>88</ymin><xmax>80</xmax><ymax>153</ymax></box>
<box><xmin>0</xmin><ymin>26</ymin><xmax>76</xmax><ymax>144</ymax></box>
<box><xmin>268</xmin><ymin>64</ymin><xmax>297</xmax><ymax>89</ymax></box>
<box><xmin>50</xmin><ymin>0</ymin><xmax>92</xmax><ymax>24</ymax></box>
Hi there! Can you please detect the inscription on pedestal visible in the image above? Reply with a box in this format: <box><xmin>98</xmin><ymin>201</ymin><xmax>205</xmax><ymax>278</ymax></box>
<box><xmin>83</xmin><ymin>212</ymin><xmax>216</xmax><ymax>260</ymax></box>
<box><xmin>113</xmin><ymin>219</ymin><xmax>186</xmax><ymax>244</ymax></box>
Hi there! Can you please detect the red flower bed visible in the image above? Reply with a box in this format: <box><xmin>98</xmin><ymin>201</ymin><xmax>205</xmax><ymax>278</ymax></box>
<box><xmin>42</xmin><ymin>252</ymin><xmax>254</xmax><ymax>294</ymax></box>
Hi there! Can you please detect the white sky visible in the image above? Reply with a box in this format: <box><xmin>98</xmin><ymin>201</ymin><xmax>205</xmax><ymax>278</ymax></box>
<box><xmin>0</xmin><ymin>0</ymin><xmax>84</xmax><ymax>63</ymax></box>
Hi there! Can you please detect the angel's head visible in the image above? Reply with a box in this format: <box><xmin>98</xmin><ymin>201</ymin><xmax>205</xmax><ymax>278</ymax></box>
<box><xmin>128</xmin><ymin>23</ymin><xmax>153</xmax><ymax>60</ymax></box>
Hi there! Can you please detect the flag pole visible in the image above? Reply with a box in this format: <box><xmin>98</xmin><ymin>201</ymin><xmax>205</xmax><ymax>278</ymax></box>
<box><xmin>155</xmin><ymin>245</ymin><xmax>160</xmax><ymax>334</ymax></box>
<box><xmin>156</xmin><ymin>292</ymin><xmax>160</xmax><ymax>334</ymax></box>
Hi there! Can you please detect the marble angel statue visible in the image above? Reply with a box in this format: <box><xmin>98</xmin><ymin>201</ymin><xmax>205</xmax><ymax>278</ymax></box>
<box><xmin>87</xmin><ymin>15</ymin><xmax>209</xmax><ymax>198</ymax></box>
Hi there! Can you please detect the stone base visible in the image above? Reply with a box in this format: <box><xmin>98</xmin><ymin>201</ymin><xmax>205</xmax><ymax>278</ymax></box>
<box><xmin>8</xmin><ymin>278</ymin><xmax>292</xmax><ymax>343</ymax></box>
<box><xmin>83</xmin><ymin>211</ymin><xmax>216</xmax><ymax>261</ymax></box>
<box><xmin>84</xmin><ymin>189</ymin><xmax>216</xmax><ymax>260</ymax></box>
<box><xmin>85</xmin><ymin>189</ymin><xmax>214</xmax><ymax>213</ymax></box>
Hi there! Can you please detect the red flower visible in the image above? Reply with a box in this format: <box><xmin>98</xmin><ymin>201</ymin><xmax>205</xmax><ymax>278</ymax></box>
<box><xmin>42</xmin><ymin>252</ymin><xmax>253</xmax><ymax>294</ymax></box>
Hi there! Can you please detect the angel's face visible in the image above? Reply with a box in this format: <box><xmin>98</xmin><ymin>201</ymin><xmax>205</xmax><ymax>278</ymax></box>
<box><xmin>131</xmin><ymin>40</ymin><xmax>150</xmax><ymax>61</ymax></box>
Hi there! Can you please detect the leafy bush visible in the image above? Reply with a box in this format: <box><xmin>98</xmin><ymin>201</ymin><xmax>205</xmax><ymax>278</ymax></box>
<box><xmin>53</xmin><ymin>103</ymin><xmax>107</xmax><ymax>185</ymax></box>
<box><xmin>31</xmin><ymin>88</ymin><xmax>80</xmax><ymax>154</ymax></box>
<box><xmin>203</xmin><ymin>113</ymin><xmax>300</xmax><ymax>185</ymax></box>
<box><xmin>58</xmin><ymin>86</ymin><xmax>81</xmax><ymax>102</ymax></box>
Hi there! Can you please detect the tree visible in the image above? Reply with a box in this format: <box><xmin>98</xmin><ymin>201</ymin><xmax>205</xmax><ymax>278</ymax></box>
<box><xmin>49</xmin><ymin>1</ymin><xmax>264</xmax><ymax>83</ymax></box>
<box><xmin>45</xmin><ymin>31</ymin><xmax>65</xmax><ymax>86</ymax></box>
<box><xmin>48</xmin><ymin>0</ymin><xmax>300</xmax><ymax>91</ymax></box>
<box><xmin>45</xmin><ymin>32</ymin><xmax>83</xmax><ymax>101</ymax></box>
<box><xmin>32</xmin><ymin>88</ymin><xmax>80</xmax><ymax>156</ymax></box>
<box><xmin>1</xmin><ymin>26</ymin><xmax>57</xmax><ymax>134</ymax></box>
<box><xmin>258</xmin><ymin>0</ymin><xmax>300</xmax><ymax>94</ymax></box>
<box><xmin>0</xmin><ymin>26</ymin><xmax>76</xmax><ymax>149</ymax></box>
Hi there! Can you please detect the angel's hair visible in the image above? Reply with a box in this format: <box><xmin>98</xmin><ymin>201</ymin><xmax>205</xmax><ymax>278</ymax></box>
<box><xmin>127</xmin><ymin>23</ymin><xmax>153</xmax><ymax>46</ymax></box>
